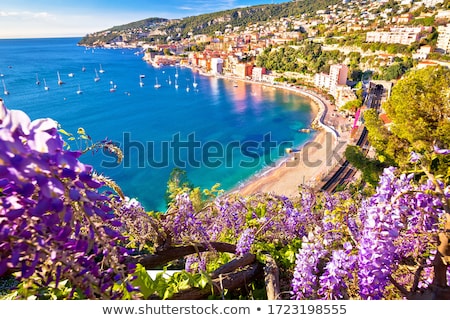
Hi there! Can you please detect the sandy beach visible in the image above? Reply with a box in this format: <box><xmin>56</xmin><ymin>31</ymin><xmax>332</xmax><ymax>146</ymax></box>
<box><xmin>236</xmin><ymin>130</ymin><xmax>332</xmax><ymax>197</ymax></box>
<box><xmin>229</xmin><ymin>83</ymin><xmax>351</xmax><ymax>198</ymax></box>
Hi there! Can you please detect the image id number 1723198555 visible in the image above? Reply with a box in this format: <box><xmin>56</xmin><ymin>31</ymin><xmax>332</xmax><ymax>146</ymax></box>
<box><xmin>267</xmin><ymin>304</ymin><xmax>347</xmax><ymax>315</ymax></box>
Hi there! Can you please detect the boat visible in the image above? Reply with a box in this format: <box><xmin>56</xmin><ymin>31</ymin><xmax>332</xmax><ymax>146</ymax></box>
<box><xmin>168</xmin><ymin>76</ymin><xmax>172</xmax><ymax>85</ymax></box>
<box><xmin>81</xmin><ymin>66</ymin><xmax>86</xmax><ymax>72</ymax></box>
<box><xmin>57</xmin><ymin>71</ymin><xmax>64</xmax><ymax>85</ymax></box>
<box><xmin>76</xmin><ymin>84</ymin><xmax>83</xmax><ymax>95</ymax></box>
<box><xmin>192</xmin><ymin>74</ymin><xmax>198</xmax><ymax>88</ymax></box>
<box><xmin>109</xmin><ymin>81</ymin><xmax>117</xmax><ymax>92</ymax></box>
<box><xmin>35</xmin><ymin>73</ymin><xmax>40</xmax><ymax>85</ymax></box>
<box><xmin>99</xmin><ymin>64</ymin><xmax>105</xmax><ymax>73</ymax></box>
<box><xmin>2</xmin><ymin>79</ymin><xmax>9</xmax><ymax>95</ymax></box>
<box><xmin>139</xmin><ymin>76</ymin><xmax>144</xmax><ymax>87</ymax></box>
<box><xmin>174</xmin><ymin>67</ymin><xmax>179</xmax><ymax>78</ymax></box>
<box><xmin>43</xmin><ymin>78</ymin><xmax>49</xmax><ymax>91</ymax></box>
<box><xmin>186</xmin><ymin>83</ymin><xmax>190</xmax><ymax>92</ymax></box>
<box><xmin>174</xmin><ymin>79</ymin><xmax>179</xmax><ymax>89</ymax></box>
<box><xmin>94</xmin><ymin>69</ymin><xmax>100</xmax><ymax>82</ymax></box>
<box><xmin>68</xmin><ymin>73</ymin><xmax>74</xmax><ymax>78</ymax></box>
<box><xmin>154</xmin><ymin>77</ymin><xmax>161</xmax><ymax>89</ymax></box>
<box><xmin>139</xmin><ymin>74</ymin><xmax>145</xmax><ymax>79</ymax></box>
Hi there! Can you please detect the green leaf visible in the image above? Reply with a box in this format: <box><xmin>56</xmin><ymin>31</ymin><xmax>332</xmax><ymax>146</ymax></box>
<box><xmin>131</xmin><ymin>264</ymin><xmax>155</xmax><ymax>299</ymax></box>
<box><xmin>198</xmin><ymin>273</ymin><xmax>210</xmax><ymax>289</ymax></box>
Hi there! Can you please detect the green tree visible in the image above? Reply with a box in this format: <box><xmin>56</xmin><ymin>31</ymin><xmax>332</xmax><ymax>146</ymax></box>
<box><xmin>362</xmin><ymin>66</ymin><xmax>450</xmax><ymax>177</ymax></box>
<box><xmin>384</xmin><ymin>66</ymin><xmax>450</xmax><ymax>152</ymax></box>
<box><xmin>344</xmin><ymin>145</ymin><xmax>384</xmax><ymax>186</ymax></box>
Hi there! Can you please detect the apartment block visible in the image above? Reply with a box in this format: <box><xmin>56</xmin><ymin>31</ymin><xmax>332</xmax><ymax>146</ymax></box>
<box><xmin>366</xmin><ymin>27</ymin><xmax>430</xmax><ymax>45</ymax></box>
<box><xmin>421</xmin><ymin>0</ymin><xmax>444</xmax><ymax>7</ymax></box>
<box><xmin>314</xmin><ymin>64</ymin><xmax>349</xmax><ymax>97</ymax></box>
<box><xmin>437</xmin><ymin>24</ymin><xmax>450</xmax><ymax>54</ymax></box>
<box><xmin>251</xmin><ymin>67</ymin><xmax>266</xmax><ymax>81</ymax></box>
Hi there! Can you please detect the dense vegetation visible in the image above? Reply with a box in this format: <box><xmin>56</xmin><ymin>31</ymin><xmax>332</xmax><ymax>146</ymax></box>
<box><xmin>78</xmin><ymin>0</ymin><xmax>341</xmax><ymax>46</ymax></box>
<box><xmin>78</xmin><ymin>17</ymin><xmax>168</xmax><ymax>46</ymax></box>
<box><xmin>355</xmin><ymin>66</ymin><xmax>450</xmax><ymax>179</ymax></box>
<box><xmin>1</xmin><ymin>66</ymin><xmax>450</xmax><ymax>300</ymax></box>
<box><xmin>256</xmin><ymin>42</ymin><xmax>345</xmax><ymax>74</ymax></box>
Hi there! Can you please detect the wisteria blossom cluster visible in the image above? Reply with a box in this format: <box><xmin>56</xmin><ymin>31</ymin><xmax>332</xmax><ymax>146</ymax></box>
<box><xmin>0</xmin><ymin>102</ymin><xmax>136</xmax><ymax>298</ymax></box>
<box><xmin>291</xmin><ymin>167</ymin><xmax>448</xmax><ymax>300</ymax></box>
<box><xmin>1</xmin><ymin>102</ymin><xmax>449</xmax><ymax>300</ymax></box>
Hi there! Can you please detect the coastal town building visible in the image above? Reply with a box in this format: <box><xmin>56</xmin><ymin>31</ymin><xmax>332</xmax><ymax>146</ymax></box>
<box><xmin>437</xmin><ymin>24</ymin><xmax>450</xmax><ymax>54</ymax></box>
<box><xmin>366</xmin><ymin>26</ymin><xmax>431</xmax><ymax>45</ymax></box>
<box><xmin>251</xmin><ymin>67</ymin><xmax>266</xmax><ymax>81</ymax></box>
<box><xmin>412</xmin><ymin>45</ymin><xmax>432</xmax><ymax>60</ymax></box>
<box><xmin>234</xmin><ymin>63</ymin><xmax>254</xmax><ymax>78</ymax></box>
<box><xmin>210</xmin><ymin>58</ymin><xmax>224</xmax><ymax>75</ymax></box>
<box><xmin>314</xmin><ymin>64</ymin><xmax>349</xmax><ymax>99</ymax></box>
<box><xmin>421</xmin><ymin>0</ymin><xmax>445</xmax><ymax>7</ymax></box>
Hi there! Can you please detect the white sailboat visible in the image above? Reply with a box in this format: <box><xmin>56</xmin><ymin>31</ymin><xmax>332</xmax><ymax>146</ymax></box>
<box><xmin>76</xmin><ymin>84</ymin><xmax>83</xmax><ymax>95</ymax></box>
<box><xmin>2</xmin><ymin>79</ymin><xmax>9</xmax><ymax>95</ymax></box>
<box><xmin>99</xmin><ymin>64</ymin><xmax>105</xmax><ymax>74</ymax></box>
<box><xmin>35</xmin><ymin>73</ymin><xmax>40</xmax><ymax>85</ymax></box>
<box><xmin>109</xmin><ymin>81</ymin><xmax>117</xmax><ymax>92</ymax></box>
<box><xmin>57</xmin><ymin>71</ymin><xmax>64</xmax><ymax>85</ymax></box>
<box><xmin>174</xmin><ymin>79</ymin><xmax>179</xmax><ymax>89</ymax></box>
<box><xmin>175</xmin><ymin>67</ymin><xmax>179</xmax><ymax>78</ymax></box>
<box><xmin>186</xmin><ymin>82</ymin><xmax>190</xmax><ymax>92</ymax></box>
<box><xmin>154</xmin><ymin>77</ymin><xmax>161</xmax><ymax>89</ymax></box>
<box><xmin>94</xmin><ymin>69</ymin><xmax>100</xmax><ymax>82</ymax></box>
<box><xmin>43</xmin><ymin>78</ymin><xmax>49</xmax><ymax>91</ymax></box>
<box><xmin>139</xmin><ymin>76</ymin><xmax>144</xmax><ymax>87</ymax></box>
<box><xmin>192</xmin><ymin>74</ymin><xmax>198</xmax><ymax>88</ymax></box>
<box><xmin>168</xmin><ymin>76</ymin><xmax>172</xmax><ymax>85</ymax></box>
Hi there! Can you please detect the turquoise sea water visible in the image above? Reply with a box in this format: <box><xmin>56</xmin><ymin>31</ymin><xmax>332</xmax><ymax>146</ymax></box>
<box><xmin>0</xmin><ymin>37</ymin><xmax>314</xmax><ymax>211</ymax></box>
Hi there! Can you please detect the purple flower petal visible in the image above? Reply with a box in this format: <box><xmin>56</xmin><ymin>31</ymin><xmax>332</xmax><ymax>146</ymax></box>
<box><xmin>433</xmin><ymin>145</ymin><xmax>450</xmax><ymax>155</ymax></box>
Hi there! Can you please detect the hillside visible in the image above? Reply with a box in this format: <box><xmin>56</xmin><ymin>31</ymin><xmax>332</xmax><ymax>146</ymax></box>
<box><xmin>78</xmin><ymin>0</ymin><xmax>340</xmax><ymax>46</ymax></box>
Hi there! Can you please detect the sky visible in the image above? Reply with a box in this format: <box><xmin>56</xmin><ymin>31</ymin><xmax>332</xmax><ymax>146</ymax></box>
<box><xmin>0</xmin><ymin>0</ymin><xmax>286</xmax><ymax>39</ymax></box>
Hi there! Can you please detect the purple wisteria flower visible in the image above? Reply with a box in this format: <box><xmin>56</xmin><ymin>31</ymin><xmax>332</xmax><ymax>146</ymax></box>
<box><xmin>433</xmin><ymin>145</ymin><xmax>450</xmax><ymax>155</ymax></box>
<box><xmin>318</xmin><ymin>242</ymin><xmax>357</xmax><ymax>299</ymax></box>
<box><xmin>235</xmin><ymin>228</ymin><xmax>256</xmax><ymax>256</ymax></box>
<box><xmin>0</xmin><ymin>101</ymin><xmax>134</xmax><ymax>298</ymax></box>
<box><xmin>409</xmin><ymin>151</ymin><xmax>421</xmax><ymax>163</ymax></box>
<box><xmin>357</xmin><ymin>167</ymin><xmax>406</xmax><ymax>299</ymax></box>
<box><xmin>291</xmin><ymin>231</ymin><xmax>327</xmax><ymax>300</ymax></box>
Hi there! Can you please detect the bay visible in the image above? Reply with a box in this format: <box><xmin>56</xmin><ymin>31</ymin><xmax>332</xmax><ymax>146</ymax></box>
<box><xmin>0</xmin><ymin>37</ymin><xmax>314</xmax><ymax>211</ymax></box>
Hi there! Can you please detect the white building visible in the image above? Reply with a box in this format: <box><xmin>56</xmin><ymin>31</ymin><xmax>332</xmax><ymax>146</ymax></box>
<box><xmin>421</xmin><ymin>0</ymin><xmax>444</xmax><ymax>7</ymax></box>
<box><xmin>314</xmin><ymin>64</ymin><xmax>349</xmax><ymax>97</ymax></box>
<box><xmin>366</xmin><ymin>27</ymin><xmax>430</xmax><ymax>45</ymax></box>
<box><xmin>437</xmin><ymin>24</ymin><xmax>450</xmax><ymax>54</ymax></box>
<box><xmin>210</xmin><ymin>58</ymin><xmax>224</xmax><ymax>75</ymax></box>
<box><xmin>252</xmin><ymin>67</ymin><xmax>266</xmax><ymax>81</ymax></box>
<box><xmin>314</xmin><ymin>72</ymin><xmax>331</xmax><ymax>89</ymax></box>
<box><xmin>329</xmin><ymin>64</ymin><xmax>349</xmax><ymax>97</ymax></box>
<box><xmin>412</xmin><ymin>45</ymin><xmax>432</xmax><ymax>60</ymax></box>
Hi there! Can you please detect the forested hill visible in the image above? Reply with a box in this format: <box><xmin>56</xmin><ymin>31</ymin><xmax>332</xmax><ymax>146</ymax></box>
<box><xmin>78</xmin><ymin>0</ymin><xmax>340</xmax><ymax>46</ymax></box>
